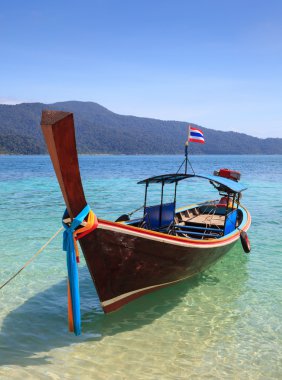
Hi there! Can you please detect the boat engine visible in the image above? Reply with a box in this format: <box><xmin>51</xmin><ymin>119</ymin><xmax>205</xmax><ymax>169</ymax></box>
<box><xmin>214</xmin><ymin>168</ymin><xmax>241</xmax><ymax>182</ymax></box>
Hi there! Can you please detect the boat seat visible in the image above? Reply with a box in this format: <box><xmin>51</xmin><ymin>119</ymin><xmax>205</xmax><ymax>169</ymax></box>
<box><xmin>144</xmin><ymin>202</ymin><xmax>175</xmax><ymax>231</ymax></box>
<box><xmin>175</xmin><ymin>224</ymin><xmax>223</xmax><ymax>233</ymax></box>
<box><xmin>175</xmin><ymin>230</ymin><xmax>221</xmax><ymax>238</ymax></box>
<box><xmin>224</xmin><ymin>209</ymin><xmax>238</xmax><ymax>234</ymax></box>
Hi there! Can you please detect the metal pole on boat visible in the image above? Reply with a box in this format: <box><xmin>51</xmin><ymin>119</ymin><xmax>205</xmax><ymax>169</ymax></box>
<box><xmin>231</xmin><ymin>193</ymin><xmax>235</xmax><ymax>209</ymax></box>
<box><xmin>144</xmin><ymin>181</ymin><xmax>149</xmax><ymax>216</ymax></box>
<box><xmin>160</xmin><ymin>180</ymin><xmax>164</xmax><ymax>227</ymax></box>
<box><xmin>174</xmin><ymin>181</ymin><xmax>178</xmax><ymax>207</ymax></box>
<box><xmin>185</xmin><ymin>142</ymin><xmax>188</xmax><ymax>174</ymax></box>
<box><xmin>185</xmin><ymin>125</ymin><xmax>190</xmax><ymax>174</ymax></box>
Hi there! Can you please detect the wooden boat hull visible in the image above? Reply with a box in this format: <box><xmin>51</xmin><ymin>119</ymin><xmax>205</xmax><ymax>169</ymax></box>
<box><xmin>41</xmin><ymin>110</ymin><xmax>251</xmax><ymax>314</ymax></box>
<box><xmin>79</xmin><ymin>217</ymin><xmax>250</xmax><ymax>312</ymax></box>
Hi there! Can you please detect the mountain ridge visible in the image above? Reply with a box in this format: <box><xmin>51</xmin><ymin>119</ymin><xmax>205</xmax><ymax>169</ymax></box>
<box><xmin>0</xmin><ymin>101</ymin><xmax>281</xmax><ymax>154</ymax></box>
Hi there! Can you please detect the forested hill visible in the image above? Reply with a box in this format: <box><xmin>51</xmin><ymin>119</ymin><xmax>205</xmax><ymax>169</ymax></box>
<box><xmin>0</xmin><ymin>101</ymin><xmax>281</xmax><ymax>154</ymax></box>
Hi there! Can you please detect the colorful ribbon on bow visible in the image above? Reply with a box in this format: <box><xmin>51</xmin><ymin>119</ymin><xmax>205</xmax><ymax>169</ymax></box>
<box><xmin>62</xmin><ymin>205</ymin><xmax>98</xmax><ymax>335</ymax></box>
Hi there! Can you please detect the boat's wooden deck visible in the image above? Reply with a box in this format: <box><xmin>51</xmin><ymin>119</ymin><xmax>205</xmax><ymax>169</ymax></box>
<box><xmin>186</xmin><ymin>214</ymin><xmax>225</xmax><ymax>227</ymax></box>
<box><xmin>175</xmin><ymin>208</ymin><xmax>225</xmax><ymax>227</ymax></box>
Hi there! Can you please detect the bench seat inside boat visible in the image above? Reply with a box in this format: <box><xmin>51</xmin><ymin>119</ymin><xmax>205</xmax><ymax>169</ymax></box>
<box><xmin>174</xmin><ymin>224</ymin><xmax>223</xmax><ymax>232</ymax></box>
<box><xmin>174</xmin><ymin>222</ymin><xmax>224</xmax><ymax>238</ymax></box>
<box><xmin>175</xmin><ymin>230</ymin><xmax>222</xmax><ymax>238</ymax></box>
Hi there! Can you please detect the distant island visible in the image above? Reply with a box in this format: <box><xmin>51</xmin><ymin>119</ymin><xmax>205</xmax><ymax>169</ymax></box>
<box><xmin>0</xmin><ymin>101</ymin><xmax>281</xmax><ymax>154</ymax></box>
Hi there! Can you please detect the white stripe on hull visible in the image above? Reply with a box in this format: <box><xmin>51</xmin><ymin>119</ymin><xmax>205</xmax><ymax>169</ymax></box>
<box><xmin>101</xmin><ymin>273</ymin><xmax>198</xmax><ymax>307</ymax></box>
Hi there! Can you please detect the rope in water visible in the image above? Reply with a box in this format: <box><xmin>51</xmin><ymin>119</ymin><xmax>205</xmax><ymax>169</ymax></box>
<box><xmin>0</xmin><ymin>205</ymin><xmax>98</xmax><ymax>337</ymax></box>
<box><xmin>0</xmin><ymin>226</ymin><xmax>64</xmax><ymax>291</ymax></box>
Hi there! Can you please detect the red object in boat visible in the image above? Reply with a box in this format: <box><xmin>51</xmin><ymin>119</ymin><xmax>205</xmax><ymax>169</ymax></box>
<box><xmin>216</xmin><ymin>168</ymin><xmax>241</xmax><ymax>181</ymax></box>
<box><xmin>217</xmin><ymin>196</ymin><xmax>228</xmax><ymax>208</ymax></box>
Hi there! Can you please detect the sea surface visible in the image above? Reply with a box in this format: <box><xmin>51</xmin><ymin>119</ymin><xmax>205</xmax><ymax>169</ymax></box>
<box><xmin>0</xmin><ymin>155</ymin><xmax>281</xmax><ymax>379</ymax></box>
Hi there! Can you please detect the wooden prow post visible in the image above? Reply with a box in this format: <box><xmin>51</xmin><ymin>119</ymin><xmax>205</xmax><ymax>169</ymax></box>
<box><xmin>41</xmin><ymin>110</ymin><xmax>87</xmax><ymax>218</ymax></box>
<box><xmin>41</xmin><ymin>110</ymin><xmax>111</xmax><ymax>304</ymax></box>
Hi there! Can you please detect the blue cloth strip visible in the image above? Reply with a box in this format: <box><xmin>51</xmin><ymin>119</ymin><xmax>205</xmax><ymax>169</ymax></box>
<box><xmin>62</xmin><ymin>204</ymin><xmax>90</xmax><ymax>335</ymax></box>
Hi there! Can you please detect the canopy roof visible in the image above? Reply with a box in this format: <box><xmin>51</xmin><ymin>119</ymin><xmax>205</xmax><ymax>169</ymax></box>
<box><xmin>137</xmin><ymin>173</ymin><xmax>247</xmax><ymax>193</ymax></box>
<box><xmin>138</xmin><ymin>173</ymin><xmax>189</xmax><ymax>184</ymax></box>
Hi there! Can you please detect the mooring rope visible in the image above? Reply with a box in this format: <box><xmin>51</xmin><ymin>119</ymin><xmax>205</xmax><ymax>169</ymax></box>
<box><xmin>127</xmin><ymin>205</ymin><xmax>144</xmax><ymax>217</ymax></box>
<box><xmin>0</xmin><ymin>226</ymin><xmax>64</xmax><ymax>291</ymax></box>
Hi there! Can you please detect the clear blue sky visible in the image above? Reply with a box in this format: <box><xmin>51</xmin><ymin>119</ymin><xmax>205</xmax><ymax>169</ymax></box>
<box><xmin>1</xmin><ymin>0</ymin><xmax>281</xmax><ymax>138</ymax></box>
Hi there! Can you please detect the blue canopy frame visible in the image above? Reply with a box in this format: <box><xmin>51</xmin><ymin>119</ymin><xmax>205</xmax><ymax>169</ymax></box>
<box><xmin>138</xmin><ymin>173</ymin><xmax>247</xmax><ymax>193</ymax></box>
<box><xmin>138</xmin><ymin>172</ymin><xmax>247</xmax><ymax>234</ymax></box>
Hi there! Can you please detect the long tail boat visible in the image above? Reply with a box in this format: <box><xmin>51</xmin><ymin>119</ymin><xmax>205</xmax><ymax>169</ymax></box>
<box><xmin>41</xmin><ymin>110</ymin><xmax>251</xmax><ymax>315</ymax></box>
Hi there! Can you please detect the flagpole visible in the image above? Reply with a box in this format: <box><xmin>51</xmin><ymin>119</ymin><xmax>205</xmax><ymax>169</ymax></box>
<box><xmin>185</xmin><ymin>125</ymin><xmax>190</xmax><ymax>174</ymax></box>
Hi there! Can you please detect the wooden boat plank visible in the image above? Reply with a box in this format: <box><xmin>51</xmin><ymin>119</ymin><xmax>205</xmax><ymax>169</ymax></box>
<box><xmin>188</xmin><ymin>214</ymin><xmax>225</xmax><ymax>226</ymax></box>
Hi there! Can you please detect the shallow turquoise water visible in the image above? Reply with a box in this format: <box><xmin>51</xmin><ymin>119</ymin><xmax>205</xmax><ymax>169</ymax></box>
<box><xmin>0</xmin><ymin>155</ymin><xmax>281</xmax><ymax>379</ymax></box>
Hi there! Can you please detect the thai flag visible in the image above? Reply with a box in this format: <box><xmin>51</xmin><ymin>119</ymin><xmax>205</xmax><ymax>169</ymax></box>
<box><xmin>188</xmin><ymin>126</ymin><xmax>205</xmax><ymax>144</ymax></box>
